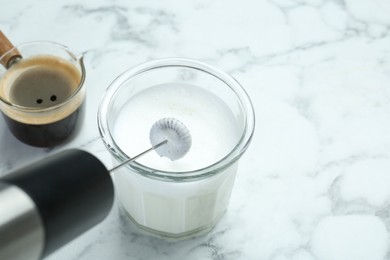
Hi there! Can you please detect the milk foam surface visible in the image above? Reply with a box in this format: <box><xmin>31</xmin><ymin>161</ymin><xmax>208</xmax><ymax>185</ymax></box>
<box><xmin>113</xmin><ymin>83</ymin><xmax>240</xmax><ymax>172</ymax></box>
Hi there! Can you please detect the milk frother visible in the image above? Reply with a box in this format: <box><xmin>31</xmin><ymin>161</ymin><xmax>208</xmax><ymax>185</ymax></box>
<box><xmin>0</xmin><ymin>117</ymin><xmax>192</xmax><ymax>260</ymax></box>
<box><xmin>0</xmin><ymin>150</ymin><xmax>114</xmax><ymax>260</ymax></box>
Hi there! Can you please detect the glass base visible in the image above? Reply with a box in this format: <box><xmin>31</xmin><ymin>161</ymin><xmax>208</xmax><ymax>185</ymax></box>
<box><xmin>118</xmin><ymin>201</ymin><xmax>224</xmax><ymax>240</ymax></box>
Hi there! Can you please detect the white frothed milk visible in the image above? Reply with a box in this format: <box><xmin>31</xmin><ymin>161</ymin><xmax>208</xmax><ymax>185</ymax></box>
<box><xmin>112</xmin><ymin>83</ymin><xmax>241</xmax><ymax>235</ymax></box>
<box><xmin>113</xmin><ymin>83</ymin><xmax>240</xmax><ymax>172</ymax></box>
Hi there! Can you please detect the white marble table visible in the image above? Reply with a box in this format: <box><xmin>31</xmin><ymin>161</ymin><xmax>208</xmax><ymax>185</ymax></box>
<box><xmin>1</xmin><ymin>0</ymin><xmax>390</xmax><ymax>259</ymax></box>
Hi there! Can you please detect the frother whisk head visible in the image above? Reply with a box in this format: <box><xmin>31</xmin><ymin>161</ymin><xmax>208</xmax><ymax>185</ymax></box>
<box><xmin>109</xmin><ymin>117</ymin><xmax>192</xmax><ymax>172</ymax></box>
<box><xmin>149</xmin><ymin>118</ymin><xmax>192</xmax><ymax>161</ymax></box>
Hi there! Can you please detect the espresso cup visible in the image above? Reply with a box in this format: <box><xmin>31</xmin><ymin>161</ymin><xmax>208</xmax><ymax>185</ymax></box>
<box><xmin>0</xmin><ymin>41</ymin><xmax>86</xmax><ymax>147</ymax></box>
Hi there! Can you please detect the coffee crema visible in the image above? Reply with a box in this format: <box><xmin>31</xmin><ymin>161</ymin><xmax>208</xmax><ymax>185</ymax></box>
<box><xmin>0</xmin><ymin>55</ymin><xmax>85</xmax><ymax>147</ymax></box>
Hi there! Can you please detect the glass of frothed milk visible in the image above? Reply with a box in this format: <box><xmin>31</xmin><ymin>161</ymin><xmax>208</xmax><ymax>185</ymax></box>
<box><xmin>0</xmin><ymin>41</ymin><xmax>85</xmax><ymax>147</ymax></box>
<box><xmin>98</xmin><ymin>58</ymin><xmax>255</xmax><ymax>238</ymax></box>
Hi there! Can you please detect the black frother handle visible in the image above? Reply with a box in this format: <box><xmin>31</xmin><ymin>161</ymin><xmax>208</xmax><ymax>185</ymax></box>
<box><xmin>2</xmin><ymin>149</ymin><xmax>114</xmax><ymax>257</ymax></box>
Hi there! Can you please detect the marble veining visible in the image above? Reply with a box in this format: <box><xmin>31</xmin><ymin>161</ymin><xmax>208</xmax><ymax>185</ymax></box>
<box><xmin>1</xmin><ymin>0</ymin><xmax>390</xmax><ymax>259</ymax></box>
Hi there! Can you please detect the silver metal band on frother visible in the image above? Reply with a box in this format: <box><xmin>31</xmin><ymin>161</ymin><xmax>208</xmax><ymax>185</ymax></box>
<box><xmin>0</xmin><ymin>183</ymin><xmax>44</xmax><ymax>260</ymax></box>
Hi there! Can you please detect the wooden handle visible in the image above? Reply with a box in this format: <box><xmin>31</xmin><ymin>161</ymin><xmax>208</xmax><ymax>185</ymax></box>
<box><xmin>0</xmin><ymin>31</ymin><xmax>21</xmax><ymax>68</ymax></box>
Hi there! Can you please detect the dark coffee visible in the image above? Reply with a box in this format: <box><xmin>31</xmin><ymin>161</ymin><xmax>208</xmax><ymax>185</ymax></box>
<box><xmin>0</xmin><ymin>55</ymin><xmax>85</xmax><ymax>147</ymax></box>
<box><xmin>2</xmin><ymin>103</ymin><xmax>85</xmax><ymax>147</ymax></box>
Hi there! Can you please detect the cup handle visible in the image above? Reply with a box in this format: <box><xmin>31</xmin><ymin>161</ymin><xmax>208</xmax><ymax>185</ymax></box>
<box><xmin>0</xmin><ymin>31</ymin><xmax>22</xmax><ymax>69</ymax></box>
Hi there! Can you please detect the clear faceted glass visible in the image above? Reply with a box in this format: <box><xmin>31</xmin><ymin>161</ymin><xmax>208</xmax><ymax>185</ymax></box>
<box><xmin>98</xmin><ymin>58</ymin><xmax>255</xmax><ymax>238</ymax></box>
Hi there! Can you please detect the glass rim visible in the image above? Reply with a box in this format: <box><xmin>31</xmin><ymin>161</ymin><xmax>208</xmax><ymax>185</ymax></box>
<box><xmin>0</xmin><ymin>40</ymin><xmax>86</xmax><ymax>112</ymax></box>
<box><xmin>98</xmin><ymin>58</ymin><xmax>255</xmax><ymax>181</ymax></box>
